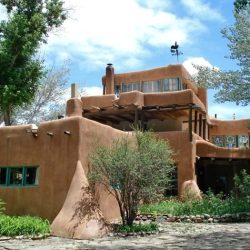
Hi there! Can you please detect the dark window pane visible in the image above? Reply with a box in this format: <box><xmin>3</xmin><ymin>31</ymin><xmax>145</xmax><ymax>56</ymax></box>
<box><xmin>26</xmin><ymin>168</ymin><xmax>37</xmax><ymax>185</ymax></box>
<box><xmin>9</xmin><ymin>168</ymin><xmax>23</xmax><ymax>185</ymax></box>
<box><xmin>0</xmin><ymin>168</ymin><xmax>7</xmax><ymax>185</ymax></box>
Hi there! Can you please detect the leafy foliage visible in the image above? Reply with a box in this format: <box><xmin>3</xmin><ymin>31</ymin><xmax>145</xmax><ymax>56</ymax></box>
<box><xmin>232</xmin><ymin>169</ymin><xmax>250</xmax><ymax>199</ymax></box>
<box><xmin>0</xmin><ymin>0</ymin><xmax>67</xmax><ymax>125</ymax></box>
<box><xmin>234</xmin><ymin>0</ymin><xmax>250</xmax><ymax>12</ymax></box>
<box><xmin>194</xmin><ymin>6</ymin><xmax>250</xmax><ymax>105</ymax></box>
<box><xmin>115</xmin><ymin>223</ymin><xmax>158</xmax><ymax>233</ymax></box>
<box><xmin>89</xmin><ymin>130</ymin><xmax>174</xmax><ymax>225</ymax></box>
<box><xmin>140</xmin><ymin>170</ymin><xmax>250</xmax><ymax>216</ymax></box>
<box><xmin>0</xmin><ymin>215</ymin><xmax>50</xmax><ymax>236</ymax></box>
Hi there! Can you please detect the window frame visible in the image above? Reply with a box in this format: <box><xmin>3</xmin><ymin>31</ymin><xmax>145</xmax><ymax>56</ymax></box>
<box><xmin>0</xmin><ymin>166</ymin><xmax>39</xmax><ymax>187</ymax></box>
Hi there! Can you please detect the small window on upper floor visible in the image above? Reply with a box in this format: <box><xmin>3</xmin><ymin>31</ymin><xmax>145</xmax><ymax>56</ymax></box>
<box><xmin>142</xmin><ymin>80</ymin><xmax>161</xmax><ymax>93</ymax></box>
<box><xmin>163</xmin><ymin>78</ymin><xmax>181</xmax><ymax>92</ymax></box>
<box><xmin>0</xmin><ymin>166</ymin><xmax>39</xmax><ymax>187</ymax></box>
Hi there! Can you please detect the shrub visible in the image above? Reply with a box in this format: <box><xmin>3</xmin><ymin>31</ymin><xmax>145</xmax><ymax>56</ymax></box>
<box><xmin>116</xmin><ymin>223</ymin><xmax>158</xmax><ymax>233</ymax></box>
<box><xmin>0</xmin><ymin>215</ymin><xmax>50</xmax><ymax>236</ymax></box>
<box><xmin>232</xmin><ymin>169</ymin><xmax>250</xmax><ymax>199</ymax></box>
<box><xmin>89</xmin><ymin>129</ymin><xmax>174</xmax><ymax>226</ymax></box>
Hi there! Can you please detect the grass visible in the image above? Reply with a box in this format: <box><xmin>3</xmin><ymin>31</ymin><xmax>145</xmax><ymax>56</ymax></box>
<box><xmin>0</xmin><ymin>215</ymin><xmax>51</xmax><ymax>237</ymax></box>
<box><xmin>139</xmin><ymin>193</ymin><xmax>250</xmax><ymax>216</ymax></box>
<box><xmin>115</xmin><ymin>223</ymin><xmax>158</xmax><ymax>233</ymax></box>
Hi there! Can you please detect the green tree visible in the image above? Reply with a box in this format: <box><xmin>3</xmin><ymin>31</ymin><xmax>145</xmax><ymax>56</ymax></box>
<box><xmin>234</xmin><ymin>0</ymin><xmax>250</xmax><ymax>12</ymax></box>
<box><xmin>194</xmin><ymin>6</ymin><xmax>250</xmax><ymax>105</ymax></box>
<box><xmin>0</xmin><ymin>0</ymin><xmax>67</xmax><ymax>125</ymax></box>
<box><xmin>89</xmin><ymin>130</ymin><xmax>174</xmax><ymax>226</ymax></box>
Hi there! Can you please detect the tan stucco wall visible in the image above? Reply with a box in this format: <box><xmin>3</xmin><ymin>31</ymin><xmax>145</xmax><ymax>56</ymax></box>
<box><xmin>209</xmin><ymin>118</ymin><xmax>250</xmax><ymax>137</ymax></box>
<box><xmin>157</xmin><ymin>131</ymin><xmax>197</xmax><ymax>192</ymax></box>
<box><xmin>0</xmin><ymin>117</ymin><xmax>125</xmax><ymax>222</ymax></box>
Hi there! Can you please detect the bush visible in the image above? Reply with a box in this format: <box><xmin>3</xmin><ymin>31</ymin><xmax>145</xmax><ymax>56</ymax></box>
<box><xmin>140</xmin><ymin>191</ymin><xmax>250</xmax><ymax>216</ymax></box>
<box><xmin>232</xmin><ymin>169</ymin><xmax>250</xmax><ymax>199</ymax></box>
<box><xmin>0</xmin><ymin>215</ymin><xmax>50</xmax><ymax>236</ymax></box>
<box><xmin>89</xmin><ymin>129</ymin><xmax>174</xmax><ymax>226</ymax></box>
<box><xmin>116</xmin><ymin>223</ymin><xmax>158</xmax><ymax>233</ymax></box>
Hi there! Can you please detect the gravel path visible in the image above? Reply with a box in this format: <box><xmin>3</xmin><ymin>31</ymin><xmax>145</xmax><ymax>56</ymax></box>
<box><xmin>0</xmin><ymin>223</ymin><xmax>250</xmax><ymax>249</ymax></box>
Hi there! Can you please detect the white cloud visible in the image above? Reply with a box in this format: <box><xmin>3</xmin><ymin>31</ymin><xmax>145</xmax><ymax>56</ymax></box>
<box><xmin>180</xmin><ymin>0</ymin><xmax>224</xmax><ymax>22</ymax></box>
<box><xmin>83</xmin><ymin>86</ymin><xmax>103</xmax><ymax>96</ymax></box>
<box><xmin>182</xmin><ymin>57</ymin><xmax>214</xmax><ymax>75</ymax></box>
<box><xmin>44</xmin><ymin>0</ymin><xmax>206</xmax><ymax>70</ymax></box>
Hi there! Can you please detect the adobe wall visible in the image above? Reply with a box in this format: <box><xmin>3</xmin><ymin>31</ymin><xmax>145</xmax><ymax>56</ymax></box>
<box><xmin>209</xmin><ymin>118</ymin><xmax>250</xmax><ymax>137</ymax></box>
<box><xmin>0</xmin><ymin>117</ymin><xmax>124</xmax><ymax>222</ymax></box>
<box><xmin>157</xmin><ymin>131</ymin><xmax>197</xmax><ymax>192</ymax></box>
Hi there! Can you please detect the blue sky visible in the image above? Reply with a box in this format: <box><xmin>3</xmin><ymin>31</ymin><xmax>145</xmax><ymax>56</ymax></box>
<box><xmin>1</xmin><ymin>0</ymin><xmax>249</xmax><ymax>120</ymax></box>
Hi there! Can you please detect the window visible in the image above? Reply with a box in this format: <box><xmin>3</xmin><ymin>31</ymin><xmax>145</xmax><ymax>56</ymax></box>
<box><xmin>121</xmin><ymin>82</ymin><xmax>141</xmax><ymax>93</ymax></box>
<box><xmin>0</xmin><ymin>168</ymin><xmax>7</xmax><ymax>185</ymax></box>
<box><xmin>163</xmin><ymin>78</ymin><xmax>181</xmax><ymax>92</ymax></box>
<box><xmin>0</xmin><ymin>166</ymin><xmax>38</xmax><ymax>187</ymax></box>
<box><xmin>225</xmin><ymin>136</ymin><xmax>236</xmax><ymax>148</ymax></box>
<box><xmin>142</xmin><ymin>80</ymin><xmax>161</xmax><ymax>93</ymax></box>
<box><xmin>212</xmin><ymin>135</ymin><xmax>250</xmax><ymax>148</ymax></box>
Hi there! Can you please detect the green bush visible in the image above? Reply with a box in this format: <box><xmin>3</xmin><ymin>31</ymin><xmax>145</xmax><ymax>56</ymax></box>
<box><xmin>140</xmin><ymin>170</ymin><xmax>250</xmax><ymax>216</ymax></box>
<box><xmin>139</xmin><ymin>191</ymin><xmax>250</xmax><ymax>216</ymax></box>
<box><xmin>0</xmin><ymin>215</ymin><xmax>50</xmax><ymax>236</ymax></box>
<box><xmin>116</xmin><ymin>223</ymin><xmax>158</xmax><ymax>233</ymax></box>
<box><xmin>232</xmin><ymin>169</ymin><xmax>250</xmax><ymax>199</ymax></box>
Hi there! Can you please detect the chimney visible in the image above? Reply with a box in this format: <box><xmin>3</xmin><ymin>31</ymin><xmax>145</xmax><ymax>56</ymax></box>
<box><xmin>71</xmin><ymin>83</ymin><xmax>78</xmax><ymax>98</ymax></box>
<box><xmin>105</xmin><ymin>63</ymin><xmax>114</xmax><ymax>94</ymax></box>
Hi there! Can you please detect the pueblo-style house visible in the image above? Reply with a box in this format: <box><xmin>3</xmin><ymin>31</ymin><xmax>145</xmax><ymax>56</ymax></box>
<box><xmin>0</xmin><ymin>63</ymin><xmax>249</xmax><ymax>239</ymax></box>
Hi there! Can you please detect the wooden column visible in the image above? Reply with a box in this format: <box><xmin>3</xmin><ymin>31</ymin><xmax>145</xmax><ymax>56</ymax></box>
<box><xmin>199</xmin><ymin>114</ymin><xmax>202</xmax><ymax>137</ymax></box>
<box><xmin>203</xmin><ymin>118</ymin><xmax>206</xmax><ymax>139</ymax></box>
<box><xmin>189</xmin><ymin>106</ymin><xmax>193</xmax><ymax>142</ymax></box>
<box><xmin>134</xmin><ymin>108</ymin><xmax>139</xmax><ymax>129</ymax></box>
<box><xmin>194</xmin><ymin>110</ymin><xmax>198</xmax><ymax>134</ymax></box>
<box><xmin>140</xmin><ymin>110</ymin><xmax>145</xmax><ymax>131</ymax></box>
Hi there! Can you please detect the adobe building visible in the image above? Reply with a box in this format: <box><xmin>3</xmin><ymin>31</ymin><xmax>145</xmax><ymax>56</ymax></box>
<box><xmin>0</xmin><ymin>63</ymin><xmax>249</xmax><ymax>239</ymax></box>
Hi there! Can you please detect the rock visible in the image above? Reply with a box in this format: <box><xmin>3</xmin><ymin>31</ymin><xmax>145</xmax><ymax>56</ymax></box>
<box><xmin>208</xmin><ymin>218</ymin><xmax>213</xmax><ymax>223</ymax></box>
<box><xmin>203</xmin><ymin>214</ymin><xmax>210</xmax><ymax>219</ymax></box>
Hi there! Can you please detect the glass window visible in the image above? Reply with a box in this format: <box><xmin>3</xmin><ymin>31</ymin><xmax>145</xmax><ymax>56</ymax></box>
<box><xmin>163</xmin><ymin>78</ymin><xmax>181</xmax><ymax>92</ymax></box>
<box><xmin>142</xmin><ymin>80</ymin><xmax>161</xmax><ymax>93</ymax></box>
<box><xmin>225</xmin><ymin>136</ymin><xmax>236</xmax><ymax>148</ymax></box>
<box><xmin>114</xmin><ymin>85</ymin><xmax>121</xmax><ymax>96</ymax></box>
<box><xmin>25</xmin><ymin>168</ymin><xmax>37</xmax><ymax>185</ymax></box>
<box><xmin>0</xmin><ymin>166</ymin><xmax>39</xmax><ymax>187</ymax></box>
<box><xmin>212</xmin><ymin>136</ymin><xmax>224</xmax><ymax>147</ymax></box>
<box><xmin>9</xmin><ymin>168</ymin><xmax>23</xmax><ymax>185</ymax></box>
<box><xmin>238</xmin><ymin>135</ymin><xmax>249</xmax><ymax>148</ymax></box>
<box><xmin>0</xmin><ymin>168</ymin><xmax>7</xmax><ymax>185</ymax></box>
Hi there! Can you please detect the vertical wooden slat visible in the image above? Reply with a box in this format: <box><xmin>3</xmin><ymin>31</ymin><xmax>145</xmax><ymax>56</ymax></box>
<box><xmin>194</xmin><ymin>110</ymin><xmax>198</xmax><ymax>133</ymax></box>
<box><xmin>199</xmin><ymin>114</ymin><xmax>202</xmax><ymax>137</ymax></box>
<box><xmin>189</xmin><ymin>106</ymin><xmax>193</xmax><ymax>142</ymax></box>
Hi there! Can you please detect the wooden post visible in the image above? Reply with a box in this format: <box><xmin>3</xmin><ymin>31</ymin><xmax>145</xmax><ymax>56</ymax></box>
<box><xmin>189</xmin><ymin>106</ymin><xmax>193</xmax><ymax>142</ymax></box>
<box><xmin>140</xmin><ymin>110</ymin><xmax>145</xmax><ymax>131</ymax></box>
<box><xmin>199</xmin><ymin>114</ymin><xmax>202</xmax><ymax>137</ymax></box>
<box><xmin>194</xmin><ymin>110</ymin><xmax>198</xmax><ymax>134</ymax></box>
<box><xmin>134</xmin><ymin>108</ymin><xmax>139</xmax><ymax>129</ymax></box>
<box><xmin>203</xmin><ymin>118</ymin><xmax>206</xmax><ymax>139</ymax></box>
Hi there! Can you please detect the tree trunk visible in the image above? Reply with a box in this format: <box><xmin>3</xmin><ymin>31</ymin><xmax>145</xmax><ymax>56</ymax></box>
<box><xmin>3</xmin><ymin>108</ymin><xmax>11</xmax><ymax>126</ymax></box>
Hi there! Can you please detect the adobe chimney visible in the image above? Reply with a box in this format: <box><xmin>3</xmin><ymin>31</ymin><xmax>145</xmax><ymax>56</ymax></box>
<box><xmin>105</xmin><ymin>63</ymin><xmax>114</xmax><ymax>94</ymax></box>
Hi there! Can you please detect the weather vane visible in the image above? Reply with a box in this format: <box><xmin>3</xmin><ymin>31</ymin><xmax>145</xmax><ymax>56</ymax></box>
<box><xmin>170</xmin><ymin>41</ymin><xmax>183</xmax><ymax>63</ymax></box>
